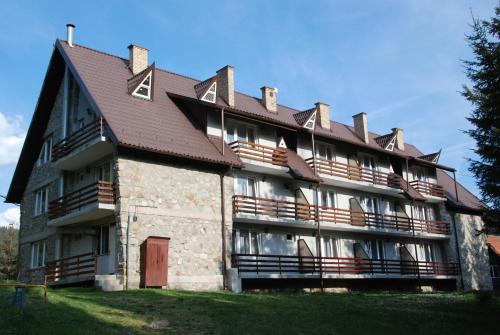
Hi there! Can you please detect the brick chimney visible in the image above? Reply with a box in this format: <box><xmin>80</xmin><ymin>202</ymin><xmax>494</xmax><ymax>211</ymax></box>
<box><xmin>315</xmin><ymin>102</ymin><xmax>330</xmax><ymax>130</ymax></box>
<box><xmin>261</xmin><ymin>87</ymin><xmax>277</xmax><ymax>112</ymax></box>
<box><xmin>216</xmin><ymin>65</ymin><xmax>235</xmax><ymax>107</ymax></box>
<box><xmin>353</xmin><ymin>112</ymin><xmax>369</xmax><ymax>144</ymax></box>
<box><xmin>128</xmin><ymin>44</ymin><xmax>149</xmax><ymax>75</ymax></box>
<box><xmin>392</xmin><ymin>128</ymin><xmax>405</xmax><ymax>151</ymax></box>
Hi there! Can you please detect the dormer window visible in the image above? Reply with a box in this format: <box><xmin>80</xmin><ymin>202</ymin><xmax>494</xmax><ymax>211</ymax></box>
<box><xmin>385</xmin><ymin>137</ymin><xmax>396</xmax><ymax>151</ymax></box>
<box><xmin>201</xmin><ymin>82</ymin><xmax>217</xmax><ymax>103</ymax></box>
<box><xmin>303</xmin><ymin>112</ymin><xmax>317</xmax><ymax>130</ymax></box>
<box><xmin>132</xmin><ymin>71</ymin><xmax>152</xmax><ymax>100</ymax></box>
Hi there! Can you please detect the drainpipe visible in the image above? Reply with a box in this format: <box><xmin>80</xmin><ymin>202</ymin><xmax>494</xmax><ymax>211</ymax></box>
<box><xmin>125</xmin><ymin>212</ymin><xmax>130</xmax><ymax>290</ymax></box>
<box><xmin>310</xmin><ymin>131</ymin><xmax>323</xmax><ymax>290</ymax></box>
<box><xmin>221</xmin><ymin>108</ymin><xmax>225</xmax><ymax>155</ymax></box>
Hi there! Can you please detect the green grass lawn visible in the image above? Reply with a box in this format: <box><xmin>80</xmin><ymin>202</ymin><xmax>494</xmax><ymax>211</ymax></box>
<box><xmin>0</xmin><ymin>284</ymin><xmax>499</xmax><ymax>335</ymax></box>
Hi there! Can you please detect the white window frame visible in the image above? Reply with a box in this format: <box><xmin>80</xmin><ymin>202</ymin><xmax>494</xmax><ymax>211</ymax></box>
<box><xmin>233</xmin><ymin>229</ymin><xmax>261</xmax><ymax>255</ymax></box>
<box><xmin>31</xmin><ymin>240</ymin><xmax>47</xmax><ymax>268</ymax></box>
<box><xmin>315</xmin><ymin>141</ymin><xmax>335</xmax><ymax>161</ymax></box>
<box><xmin>225</xmin><ymin>120</ymin><xmax>258</xmax><ymax>144</ymax></box>
<box><xmin>132</xmin><ymin>71</ymin><xmax>152</xmax><ymax>100</ymax></box>
<box><xmin>318</xmin><ymin>189</ymin><xmax>336</xmax><ymax>208</ymax></box>
<box><xmin>358</xmin><ymin>153</ymin><xmax>378</xmax><ymax>172</ymax></box>
<box><xmin>37</xmin><ymin>136</ymin><xmax>53</xmax><ymax>167</ymax></box>
<box><xmin>234</xmin><ymin>175</ymin><xmax>258</xmax><ymax>197</ymax></box>
<box><xmin>34</xmin><ymin>186</ymin><xmax>49</xmax><ymax>216</ymax></box>
<box><xmin>97</xmin><ymin>225</ymin><xmax>110</xmax><ymax>256</ymax></box>
<box><xmin>322</xmin><ymin>236</ymin><xmax>340</xmax><ymax>258</ymax></box>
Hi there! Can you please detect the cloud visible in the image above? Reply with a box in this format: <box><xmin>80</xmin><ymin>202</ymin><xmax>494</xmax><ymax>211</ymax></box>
<box><xmin>0</xmin><ymin>112</ymin><xmax>25</xmax><ymax>167</ymax></box>
<box><xmin>0</xmin><ymin>207</ymin><xmax>20</xmax><ymax>228</ymax></box>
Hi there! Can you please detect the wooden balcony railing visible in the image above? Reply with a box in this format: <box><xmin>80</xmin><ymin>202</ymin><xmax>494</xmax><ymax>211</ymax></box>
<box><xmin>305</xmin><ymin>157</ymin><xmax>402</xmax><ymax>189</ymax></box>
<box><xmin>45</xmin><ymin>252</ymin><xmax>97</xmax><ymax>283</ymax></box>
<box><xmin>409</xmin><ymin>180</ymin><xmax>444</xmax><ymax>198</ymax></box>
<box><xmin>48</xmin><ymin>181</ymin><xmax>115</xmax><ymax>220</ymax></box>
<box><xmin>319</xmin><ymin>206</ymin><xmax>450</xmax><ymax>235</ymax></box>
<box><xmin>52</xmin><ymin>118</ymin><xmax>106</xmax><ymax>162</ymax></box>
<box><xmin>233</xmin><ymin>195</ymin><xmax>315</xmax><ymax>221</ymax></box>
<box><xmin>229</xmin><ymin>141</ymin><xmax>288</xmax><ymax>166</ymax></box>
<box><xmin>233</xmin><ymin>195</ymin><xmax>450</xmax><ymax>235</ymax></box>
<box><xmin>232</xmin><ymin>254</ymin><xmax>459</xmax><ymax>277</ymax></box>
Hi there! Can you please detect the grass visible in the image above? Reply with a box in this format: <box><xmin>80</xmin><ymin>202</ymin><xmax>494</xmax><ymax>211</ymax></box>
<box><xmin>0</xmin><ymin>284</ymin><xmax>499</xmax><ymax>335</ymax></box>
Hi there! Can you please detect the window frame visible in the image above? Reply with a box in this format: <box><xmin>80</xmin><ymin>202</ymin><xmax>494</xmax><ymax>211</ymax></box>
<box><xmin>31</xmin><ymin>240</ymin><xmax>47</xmax><ymax>269</ymax></box>
<box><xmin>34</xmin><ymin>186</ymin><xmax>49</xmax><ymax>217</ymax></box>
<box><xmin>132</xmin><ymin>71</ymin><xmax>152</xmax><ymax>100</ymax></box>
<box><xmin>37</xmin><ymin>135</ymin><xmax>53</xmax><ymax>167</ymax></box>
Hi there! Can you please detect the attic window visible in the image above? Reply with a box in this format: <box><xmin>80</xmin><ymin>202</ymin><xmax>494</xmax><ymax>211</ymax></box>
<box><xmin>303</xmin><ymin>112</ymin><xmax>317</xmax><ymax>130</ymax></box>
<box><xmin>132</xmin><ymin>71</ymin><xmax>152</xmax><ymax>100</ymax></box>
<box><xmin>385</xmin><ymin>137</ymin><xmax>396</xmax><ymax>152</ymax></box>
<box><xmin>201</xmin><ymin>82</ymin><xmax>217</xmax><ymax>103</ymax></box>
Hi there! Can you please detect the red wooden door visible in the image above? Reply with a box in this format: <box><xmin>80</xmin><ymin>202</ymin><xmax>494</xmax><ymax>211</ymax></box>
<box><xmin>142</xmin><ymin>237</ymin><xmax>169</xmax><ymax>287</ymax></box>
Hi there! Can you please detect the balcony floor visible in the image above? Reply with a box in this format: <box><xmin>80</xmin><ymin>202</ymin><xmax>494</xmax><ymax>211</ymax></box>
<box><xmin>48</xmin><ymin>202</ymin><xmax>115</xmax><ymax>226</ymax></box>
<box><xmin>53</xmin><ymin>137</ymin><xmax>114</xmax><ymax>171</ymax></box>
<box><xmin>319</xmin><ymin>173</ymin><xmax>406</xmax><ymax>197</ymax></box>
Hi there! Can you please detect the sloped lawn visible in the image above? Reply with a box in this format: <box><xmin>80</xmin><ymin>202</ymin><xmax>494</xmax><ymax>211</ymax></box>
<box><xmin>0</xmin><ymin>284</ymin><xmax>498</xmax><ymax>334</ymax></box>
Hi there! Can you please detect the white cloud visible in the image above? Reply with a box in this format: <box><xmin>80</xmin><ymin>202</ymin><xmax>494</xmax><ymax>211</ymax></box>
<box><xmin>0</xmin><ymin>207</ymin><xmax>20</xmax><ymax>228</ymax></box>
<box><xmin>0</xmin><ymin>112</ymin><xmax>25</xmax><ymax>167</ymax></box>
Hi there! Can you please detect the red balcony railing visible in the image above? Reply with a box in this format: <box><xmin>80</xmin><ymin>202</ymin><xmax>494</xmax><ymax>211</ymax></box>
<box><xmin>233</xmin><ymin>195</ymin><xmax>315</xmax><ymax>221</ymax></box>
<box><xmin>306</xmin><ymin>157</ymin><xmax>402</xmax><ymax>189</ymax></box>
<box><xmin>48</xmin><ymin>181</ymin><xmax>115</xmax><ymax>220</ymax></box>
<box><xmin>232</xmin><ymin>254</ymin><xmax>459</xmax><ymax>277</ymax></box>
<box><xmin>409</xmin><ymin>180</ymin><xmax>444</xmax><ymax>198</ymax></box>
<box><xmin>52</xmin><ymin>119</ymin><xmax>106</xmax><ymax>162</ymax></box>
<box><xmin>229</xmin><ymin>141</ymin><xmax>287</xmax><ymax>166</ymax></box>
<box><xmin>45</xmin><ymin>252</ymin><xmax>97</xmax><ymax>283</ymax></box>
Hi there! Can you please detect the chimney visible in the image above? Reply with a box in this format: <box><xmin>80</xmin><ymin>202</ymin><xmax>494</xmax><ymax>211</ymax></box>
<box><xmin>261</xmin><ymin>86</ymin><xmax>277</xmax><ymax>112</ymax></box>
<box><xmin>353</xmin><ymin>112</ymin><xmax>369</xmax><ymax>144</ymax></box>
<box><xmin>315</xmin><ymin>102</ymin><xmax>330</xmax><ymax>130</ymax></box>
<box><xmin>216</xmin><ymin>65</ymin><xmax>235</xmax><ymax>107</ymax></box>
<box><xmin>128</xmin><ymin>44</ymin><xmax>149</xmax><ymax>75</ymax></box>
<box><xmin>392</xmin><ymin>128</ymin><xmax>405</xmax><ymax>151</ymax></box>
<box><xmin>66</xmin><ymin>23</ymin><xmax>75</xmax><ymax>47</ymax></box>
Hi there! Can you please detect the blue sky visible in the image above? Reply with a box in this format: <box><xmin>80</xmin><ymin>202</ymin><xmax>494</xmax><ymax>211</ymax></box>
<box><xmin>0</xmin><ymin>0</ymin><xmax>497</xmax><ymax>226</ymax></box>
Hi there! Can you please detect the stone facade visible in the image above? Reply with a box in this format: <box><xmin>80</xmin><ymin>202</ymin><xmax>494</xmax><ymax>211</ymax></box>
<box><xmin>115</xmin><ymin>157</ymin><xmax>234</xmax><ymax>290</ymax></box>
<box><xmin>453</xmin><ymin>212</ymin><xmax>492</xmax><ymax>290</ymax></box>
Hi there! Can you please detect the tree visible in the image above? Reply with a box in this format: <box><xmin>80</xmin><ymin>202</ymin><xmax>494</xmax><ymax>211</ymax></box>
<box><xmin>0</xmin><ymin>226</ymin><xmax>18</xmax><ymax>280</ymax></box>
<box><xmin>462</xmin><ymin>4</ymin><xmax>500</xmax><ymax>230</ymax></box>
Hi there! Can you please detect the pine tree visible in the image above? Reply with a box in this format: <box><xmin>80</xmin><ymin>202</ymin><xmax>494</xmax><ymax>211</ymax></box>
<box><xmin>462</xmin><ymin>4</ymin><xmax>500</xmax><ymax>230</ymax></box>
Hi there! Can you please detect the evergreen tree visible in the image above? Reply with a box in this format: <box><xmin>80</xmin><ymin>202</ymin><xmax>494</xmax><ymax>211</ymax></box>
<box><xmin>462</xmin><ymin>4</ymin><xmax>500</xmax><ymax>230</ymax></box>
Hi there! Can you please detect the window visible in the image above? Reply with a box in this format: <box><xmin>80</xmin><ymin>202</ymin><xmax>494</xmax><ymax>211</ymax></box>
<box><xmin>365</xmin><ymin>240</ymin><xmax>385</xmax><ymax>260</ymax></box>
<box><xmin>31</xmin><ymin>240</ymin><xmax>47</xmax><ymax>268</ymax></box>
<box><xmin>303</xmin><ymin>112</ymin><xmax>316</xmax><ymax>130</ymax></box>
<box><xmin>235</xmin><ymin>176</ymin><xmax>257</xmax><ymax>197</ymax></box>
<box><xmin>34</xmin><ymin>187</ymin><xmax>49</xmax><ymax>216</ymax></box>
<box><xmin>359</xmin><ymin>154</ymin><xmax>377</xmax><ymax>171</ymax></box>
<box><xmin>361</xmin><ymin>196</ymin><xmax>379</xmax><ymax>214</ymax></box>
<box><xmin>319</xmin><ymin>189</ymin><xmax>335</xmax><ymax>208</ymax></box>
<box><xmin>97</xmin><ymin>225</ymin><xmax>110</xmax><ymax>255</ymax></box>
<box><xmin>414</xmin><ymin>167</ymin><xmax>428</xmax><ymax>182</ymax></box>
<box><xmin>233</xmin><ymin>229</ymin><xmax>260</xmax><ymax>254</ymax></box>
<box><xmin>37</xmin><ymin>136</ymin><xmax>52</xmax><ymax>166</ymax></box>
<box><xmin>315</xmin><ymin>142</ymin><xmax>334</xmax><ymax>161</ymax></box>
<box><xmin>95</xmin><ymin>161</ymin><xmax>112</xmax><ymax>182</ymax></box>
<box><xmin>419</xmin><ymin>243</ymin><xmax>435</xmax><ymax>262</ymax></box>
<box><xmin>323</xmin><ymin>236</ymin><xmax>339</xmax><ymax>258</ymax></box>
<box><xmin>201</xmin><ymin>82</ymin><xmax>217</xmax><ymax>103</ymax></box>
<box><xmin>226</xmin><ymin>121</ymin><xmax>256</xmax><ymax>144</ymax></box>
<box><xmin>132</xmin><ymin>71</ymin><xmax>152</xmax><ymax>99</ymax></box>
<box><xmin>385</xmin><ymin>137</ymin><xmax>396</xmax><ymax>151</ymax></box>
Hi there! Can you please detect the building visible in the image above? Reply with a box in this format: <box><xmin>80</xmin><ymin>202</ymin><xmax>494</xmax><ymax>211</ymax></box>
<box><xmin>6</xmin><ymin>25</ymin><xmax>492</xmax><ymax>291</ymax></box>
<box><xmin>486</xmin><ymin>235</ymin><xmax>500</xmax><ymax>290</ymax></box>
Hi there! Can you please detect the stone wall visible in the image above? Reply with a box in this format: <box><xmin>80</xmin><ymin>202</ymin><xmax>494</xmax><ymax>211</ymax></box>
<box><xmin>115</xmin><ymin>157</ymin><xmax>233</xmax><ymax>290</ymax></box>
<box><xmin>453</xmin><ymin>212</ymin><xmax>492</xmax><ymax>291</ymax></box>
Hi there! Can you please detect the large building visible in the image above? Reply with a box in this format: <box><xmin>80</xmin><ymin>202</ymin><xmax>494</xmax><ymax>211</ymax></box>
<box><xmin>6</xmin><ymin>26</ymin><xmax>493</xmax><ymax>291</ymax></box>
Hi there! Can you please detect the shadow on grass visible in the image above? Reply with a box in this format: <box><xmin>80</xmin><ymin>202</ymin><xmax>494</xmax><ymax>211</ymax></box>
<box><xmin>1</xmin><ymin>286</ymin><xmax>499</xmax><ymax>335</ymax></box>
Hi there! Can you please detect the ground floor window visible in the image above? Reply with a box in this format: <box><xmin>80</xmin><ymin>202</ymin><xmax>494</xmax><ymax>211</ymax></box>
<box><xmin>322</xmin><ymin>236</ymin><xmax>339</xmax><ymax>258</ymax></box>
<box><xmin>233</xmin><ymin>229</ymin><xmax>260</xmax><ymax>254</ymax></box>
<box><xmin>31</xmin><ymin>240</ymin><xmax>47</xmax><ymax>268</ymax></box>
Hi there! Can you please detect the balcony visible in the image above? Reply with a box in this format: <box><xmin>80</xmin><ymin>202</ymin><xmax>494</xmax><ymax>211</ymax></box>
<box><xmin>409</xmin><ymin>180</ymin><xmax>445</xmax><ymax>200</ymax></box>
<box><xmin>45</xmin><ymin>252</ymin><xmax>97</xmax><ymax>285</ymax></box>
<box><xmin>233</xmin><ymin>195</ymin><xmax>315</xmax><ymax>226</ymax></box>
<box><xmin>229</xmin><ymin>141</ymin><xmax>289</xmax><ymax>176</ymax></box>
<box><xmin>48</xmin><ymin>181</ymin><xmax>115</xmax><ymax>226</ymax></box>
<box><xmin>232</xmin><ymin>254</ymin><xmax>458</xmax><ymax>278</ymax></box>
<box><xmin>52</xmin><ymin>119</ymin><xmax>114</xmax><ymax>171</ymax></box>
<box><xmin>319</xmin><ymin>206</ymin><xmax>450</xmax><ymax>236</ymax></box>
<box><xmin>305</xmin><ymin>157</ymin><xmax>404</xmax><ymax>196</ymax></box>
<box><xmin>233</xmin><ymin>195</ymin><xmax>450</xmax><ymax>236</ymax></box>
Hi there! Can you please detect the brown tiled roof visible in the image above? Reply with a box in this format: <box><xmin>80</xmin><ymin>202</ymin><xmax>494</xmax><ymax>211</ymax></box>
<box><xmin>58</xmin><ymin>41</ymin><xmax>238</xmax><ymax>167</ymax></box>
<box><xmin>286</xmin><ymin>150</ymin><xmax>320</xmax><ymax>182</ymax></box>
<box><xmin>487</xmin><ymin>235</ymin><xmax>500</xmax><ymax>255</ymax></box>
<box><xmin>437</xmin><ymin>169</ymin><xmax>484</xmax><ymax>212</ymax></box>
